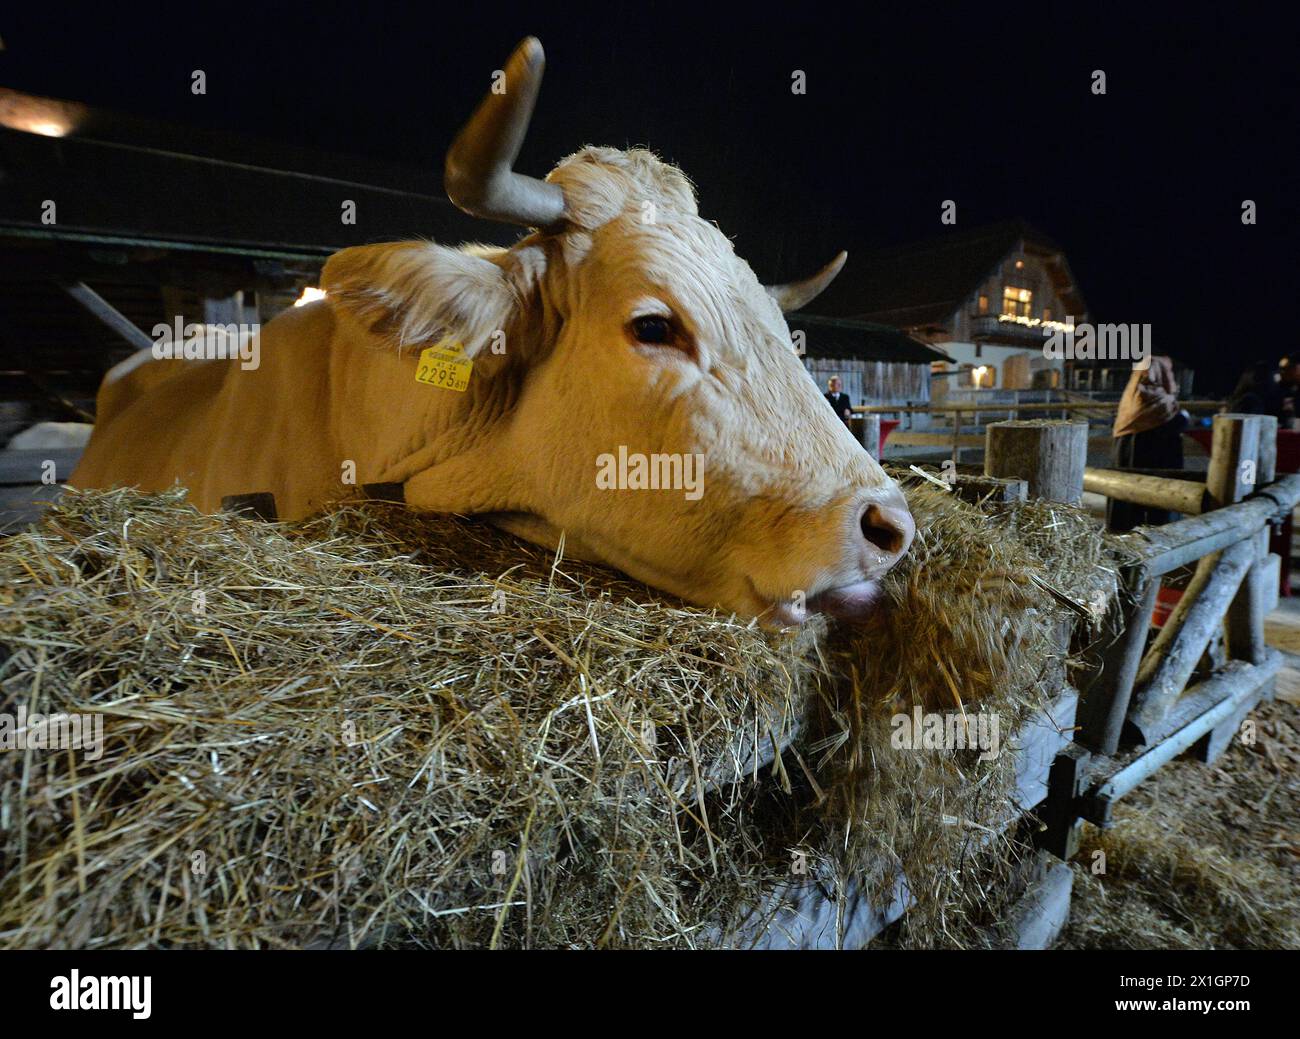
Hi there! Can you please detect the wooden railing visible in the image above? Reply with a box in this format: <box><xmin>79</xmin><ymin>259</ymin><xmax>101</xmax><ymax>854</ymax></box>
<box><xmin>853</xmin><ymin>398</ymin><xmax>1223</xmax><ymax>462</ymax></box>
<box><xmin>1037</xmin><ymin>414</ymin><xmax>1298</xmax><ymax>857</ymax></box>
<box><xmin>853</xmin><ymin>399</ymin><xmax>1224</xmax><ymax>415</ymax></box>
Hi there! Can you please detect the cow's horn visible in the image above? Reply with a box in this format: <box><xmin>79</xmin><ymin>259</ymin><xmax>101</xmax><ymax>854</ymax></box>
<box><xmin>444</xmin><ymin>37</ymin><xmax>568</xmax><ymax>231</ymax></box>
<box><xmin>765</xmin><ymin>251</ymin><xmax>848</xmax><ymax>313</ymax></box>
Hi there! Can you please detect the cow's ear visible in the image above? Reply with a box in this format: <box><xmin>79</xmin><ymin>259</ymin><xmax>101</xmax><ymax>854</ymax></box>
<box><xmin>320</xmin><ymin>242</ymin><xmax>519</xmax><ymax>357</ymax></box>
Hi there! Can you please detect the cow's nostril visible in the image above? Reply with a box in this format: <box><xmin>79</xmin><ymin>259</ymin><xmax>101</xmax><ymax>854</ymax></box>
<box><xmin>860</xmin><ymin>504</ymin><xmax>913</xmax><ymax>557</ymax></box>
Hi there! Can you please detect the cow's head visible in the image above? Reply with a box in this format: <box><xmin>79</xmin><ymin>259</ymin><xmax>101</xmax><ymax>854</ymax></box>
<box><xmin>322</xmin><ymin>38</ymin><xmax>913</xmax><ymax>627</ymax></box>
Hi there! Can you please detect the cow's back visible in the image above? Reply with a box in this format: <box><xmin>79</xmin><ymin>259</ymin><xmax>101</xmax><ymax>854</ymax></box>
<box><xmin>70</xmin><ymin>301</ymin><xmax>344</xmax><ymax>515</ymax></box>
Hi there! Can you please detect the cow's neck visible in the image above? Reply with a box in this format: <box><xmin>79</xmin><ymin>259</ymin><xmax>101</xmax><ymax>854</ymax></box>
<box><xmin>325</xmin><ymin>318</ymin><xmax>522</xmax><ymax>513</ymax></box>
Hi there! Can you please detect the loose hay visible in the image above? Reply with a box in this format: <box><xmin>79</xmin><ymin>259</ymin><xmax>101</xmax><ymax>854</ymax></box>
<box><xmin>1062</xmin><ymin>697</ymin><xmax>1300</xmax><ymax>950</ymax></box>
<box><xmin>803</xmin><ymin>474</ymin><xmax>1115</xmax><ymax>946</ymax></box>
<box><xmin>0</xmin><ymin>481</ymin><xmax>1115</xmax><ymax>948</ymax></box>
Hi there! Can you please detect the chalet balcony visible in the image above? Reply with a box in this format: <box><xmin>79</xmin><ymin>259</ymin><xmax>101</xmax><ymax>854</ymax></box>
<box><xmin>968</xmin><ymin>313</ymin><xmax>1056</xmax><ymax>347</ymax></box>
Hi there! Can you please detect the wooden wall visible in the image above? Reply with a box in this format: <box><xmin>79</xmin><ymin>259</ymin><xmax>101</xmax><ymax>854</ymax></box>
<box><xmin>804</xmin><ymin>358</ymin><xmax>930</xmax><ymax>406</ymax></box>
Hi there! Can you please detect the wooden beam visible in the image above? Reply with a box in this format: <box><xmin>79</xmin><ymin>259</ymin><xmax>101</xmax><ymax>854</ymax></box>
<box><xmin>1226</xmin><ymin>528</ymin><xmax>1270</xmax><ymax>665</ymax></box>
<box><xmin>1082</xmin><ymin>467</ymin><xmax>1209</xmax><ymax>515</ymax></box>
<box><xmin>995</xmin><ymin>853</ymin><xmax>1074</xmax><ymax>949</ymax></box>
<box><xmin>1095</xmin><ymin>467</ymin><xmax>1208</xmax><ymax>480</ymax></box>
<box><xmin>884</xmin><ymin>431</ymin><xmax>985</xmax><ymax>449</ymax></box>
<box><xmin>1127</xmin><ymin>537</ymin><xmax>1255</xmax><ymax>741</ymax></box>
<box><xmin>1036</xmin><ymin>743</ymin><xmax>1091</xmax><ymax>860</ymax></box>
<box><xmin>952</xmin><ymin>474</ymin><xmax>1027</xmax><ymax>505</ymax></box>
<box><xmin>1082</xmin><ymin>652</ymin><xmax>1281</xmax><ymax>823</ymax></box>
<box><xmin>1193</xmin><ymin>687</ymin><xmax>1267</xmax><ymax>765</ymax></box>
<box><xmin>1075</xmin><ymin>575</ymin><xmax>1159</xmax><ymax>755</ymax></box>
<box><xmin>1115</xmin><ymin>473</ymin><xmax>1300</xmax><ymax>577</ymax></box>
<box><xmin>854</xmin><ymin>400</ymin><xmax>1223</xmax><ymax>415</ymax></box>
<box><xmin>60</xmin><ymin>280</ymin><xmax>156</xmax><ymax>352</ymax></box>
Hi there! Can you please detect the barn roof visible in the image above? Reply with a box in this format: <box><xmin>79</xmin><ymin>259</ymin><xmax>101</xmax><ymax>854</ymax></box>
<box><xmin>786</xmin><ymin>313</ymin><xmax>952</xmax><ymax>364</ymax></box>
<box><xmin>0</xmin><ymin>88</ymin><xmax>505</xmax><ymax>258</ymax></box>
<box><xmin>807</xmin><ymin>219</ymin><xmax>1088</xmax><ymax>331</ymax></box>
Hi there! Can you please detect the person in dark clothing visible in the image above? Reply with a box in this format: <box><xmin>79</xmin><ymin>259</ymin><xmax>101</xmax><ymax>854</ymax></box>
<box><xmin>1108</xmin><ymin>355</ymin><xmax>1188</xmax><ymax>532</ymax></box>
<box><xmin>1228</xmin><ymin>361</ymin><xmax>1284</xmax><ymax>416</ymax></box>
<box><xmin>824</xmin><ymin>376</ymin><xmax>852</xmax><ymax>427</ymax></box>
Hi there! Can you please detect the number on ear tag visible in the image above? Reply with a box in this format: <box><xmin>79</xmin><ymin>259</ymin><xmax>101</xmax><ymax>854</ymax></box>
<box><xmin>415</xmin><ymin>339</ymin><xmax>473</xmax><ymax>392</ymax></box>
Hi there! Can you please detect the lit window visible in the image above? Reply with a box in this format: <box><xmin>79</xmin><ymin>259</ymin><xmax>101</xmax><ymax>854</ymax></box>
<box><xmin>1043</xmin><ymin>307</ymin><xmax>1052</xmax><ymax>321</ymax></box>
<box><xmin>977</xmin><ymin>294</ymin><xmax>989</xmax><ymax>314</ymax></box>
<box><xmin>1002</xmin><ymin>286</ymin><xmax>1033</xmax><ymax>318</ymax></box>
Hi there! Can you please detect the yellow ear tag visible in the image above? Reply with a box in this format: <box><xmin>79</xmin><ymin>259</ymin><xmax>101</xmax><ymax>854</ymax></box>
<box><xmin>415</xmin><ymin>339</ymin><xmax>473</xmax><ymax>392</ymax></box>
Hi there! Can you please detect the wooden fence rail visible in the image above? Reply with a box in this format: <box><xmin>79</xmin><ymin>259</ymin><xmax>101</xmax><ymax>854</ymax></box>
<box><xmin>853</xmin><ymin>399</ymin><xmax>1224</xmax><ymax>416</ymax></box>
<box><xmin>973</xmin><ymin>413</ymin><xmax>1300</xmax><ymax>860</ymax></box>
<box><xmin>854</xmin><ymin>397</ymin><xmax>1223</xmax><ymax>462</ymax></box>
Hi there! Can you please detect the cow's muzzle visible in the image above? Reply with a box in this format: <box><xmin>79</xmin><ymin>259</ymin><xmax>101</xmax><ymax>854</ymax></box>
<box><xmin>857</xmin><ymin>486</ymin><xmax>915</xmax><ymax>577</ymax></box>
<box><xmin>761</xmin><ymin>486</ymin><xmax>914</xmax><ymax>628</ymax></box>
<box><xmin>804</xmin><ymin>487</ymin><xmax>913</xmax><ymax>624</ymax></box>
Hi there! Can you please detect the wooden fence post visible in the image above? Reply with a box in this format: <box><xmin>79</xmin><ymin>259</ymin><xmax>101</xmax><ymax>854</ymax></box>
<box><xmin>1225</xmin><ymin>415</ymin><xmax>1276</xmax><ymax>665</ymax></box>
<box><xmin>984</xmin><ymin>420</ymin><xmax>1088</xmax><ymax>503</ymax></box>
<box><xmin>1255</xmin><ymin>415</ymin><xmax>1278</xmax><ymax>485</ymax></box>
<box><xmin>861</xmin><ymin>414</ymin><xmax>881</xmax><ymax>458</ymax></box>
<box><xmin>1206</xmin><ymin>413</ymin><xmax>1260</xmax><ymax>509</ymax></box>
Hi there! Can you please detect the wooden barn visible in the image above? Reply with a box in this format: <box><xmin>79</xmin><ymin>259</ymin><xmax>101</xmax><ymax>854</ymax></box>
<box><xmin>788</xmin><ymin>312</ymin><xmax>950</xmax><ymax>408</ymax></box>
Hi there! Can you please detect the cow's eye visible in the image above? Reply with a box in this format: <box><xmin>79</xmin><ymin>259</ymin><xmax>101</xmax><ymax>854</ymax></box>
<box><xmin>631</xmin><ymin>315</ymin><xmax>675</xmax><ymax>345</ymax></box>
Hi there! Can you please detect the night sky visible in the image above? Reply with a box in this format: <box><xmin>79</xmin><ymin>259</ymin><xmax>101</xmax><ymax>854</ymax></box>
<box><xmin>2</xmin><ymin>3</ymin><xmax>1294</xmax><ymax>394</ymax></box>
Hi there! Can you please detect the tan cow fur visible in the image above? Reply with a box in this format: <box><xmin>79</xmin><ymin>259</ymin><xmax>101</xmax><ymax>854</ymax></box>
<box><xmin>71</xmin><ymin>146</ymin><xmax>912</xmax><ymax>621</ymax></box>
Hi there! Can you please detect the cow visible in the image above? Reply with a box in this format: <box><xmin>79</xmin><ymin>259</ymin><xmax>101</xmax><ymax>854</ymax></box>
<box><xmin>70</xmin><ymin>37</ymin><xmax>914</xmax><ymax>627</ymax></box>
